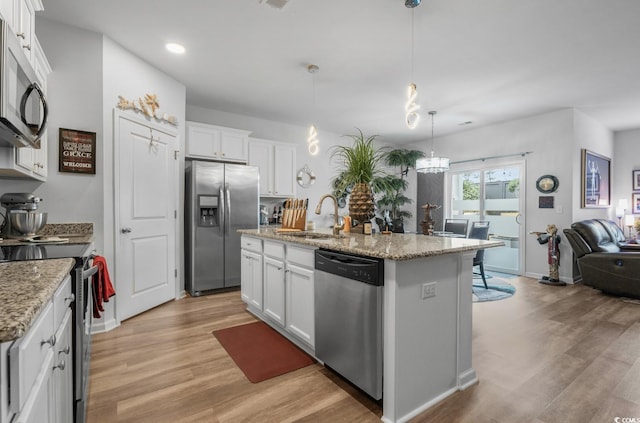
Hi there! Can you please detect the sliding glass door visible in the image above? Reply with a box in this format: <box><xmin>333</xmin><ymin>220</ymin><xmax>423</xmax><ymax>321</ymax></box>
<box><xmin>450</xmin><ymin>163</ymin><xmax>524</xmax><ymax>275</ymax></box>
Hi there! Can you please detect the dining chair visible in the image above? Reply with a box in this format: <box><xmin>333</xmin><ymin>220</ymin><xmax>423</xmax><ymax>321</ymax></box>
<box><xmin>468</xmin><ymin>221</ymin><xmax>491</xmax><ymax>289</ymax></box>
<box><xmin>444</xmin><ymin>219</ymin><xmax>469</xmax><ymax>237</ymax></box>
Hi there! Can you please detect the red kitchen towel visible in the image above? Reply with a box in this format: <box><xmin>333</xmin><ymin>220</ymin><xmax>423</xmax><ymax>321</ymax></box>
<box><xmin>92</xmin><ymin>255</ymin><xmax>116</xmax><ymax>318</ymax></box>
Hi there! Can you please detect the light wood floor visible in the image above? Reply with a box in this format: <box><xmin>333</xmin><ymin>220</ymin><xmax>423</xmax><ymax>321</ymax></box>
<box><xmin>86</xmin><ymin>277</ymin><xmax>640</xmax><ymax>423</ymax></box>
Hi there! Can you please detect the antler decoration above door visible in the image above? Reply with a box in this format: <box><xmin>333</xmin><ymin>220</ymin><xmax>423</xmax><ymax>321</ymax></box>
<box><xmin>117</xmin><ymin>94</ymin><xmax>178</xmax><ymax>126</ymax></box>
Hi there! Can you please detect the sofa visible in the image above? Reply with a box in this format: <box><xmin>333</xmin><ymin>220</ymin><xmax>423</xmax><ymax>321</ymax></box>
<box><xmin>563</xmin><ymin>219</ymin><xmax>640</xmax><ymax>299</ymax></box>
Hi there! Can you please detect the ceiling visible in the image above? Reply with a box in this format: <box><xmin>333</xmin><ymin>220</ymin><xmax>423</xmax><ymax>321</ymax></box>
<box><xmin>38</xmin><ymin>0</ymin><xmax>640</xmax><ymax>144</ymax></box>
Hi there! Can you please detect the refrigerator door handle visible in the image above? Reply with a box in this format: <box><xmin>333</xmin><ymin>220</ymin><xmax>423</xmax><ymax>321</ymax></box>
<box><xmin>218</xmin><ymin>185</ymin><xmax>225</xmax><ymax>235</ymax></box>
<box><xmin>225</xmin><ymin>184</ymin><xmax>231</xmax><ymax>235</ymax></box>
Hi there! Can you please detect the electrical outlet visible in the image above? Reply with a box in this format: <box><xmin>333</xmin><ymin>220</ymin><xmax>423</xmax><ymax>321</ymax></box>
<box><xmin>421</xmin><ymin>282</ymin><xmax>436</xmax><ymax>299</ymax></box>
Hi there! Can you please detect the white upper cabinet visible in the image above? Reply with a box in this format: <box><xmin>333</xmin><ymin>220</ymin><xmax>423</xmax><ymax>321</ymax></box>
<box><xmin>248</xmin><ymin>137</ymin><xmax>296</xmax><ymax>198</ymax></box>
<box><xmin>0</xmin><ymin>10</ymin><xmax>50</xmax><ymax>181</ymax></box>
<box><xmin>0</xmin><ymin>0</ymin><xmax>41</xmax><ymax>65</ymax></box>
<box><xmin>185</xmin><ymin>121</ymin><xmax>251</xmax><ymax>163</ymax></box>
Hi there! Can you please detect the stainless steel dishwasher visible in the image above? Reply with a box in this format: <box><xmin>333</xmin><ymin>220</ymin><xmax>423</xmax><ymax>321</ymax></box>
<box><xmin>314</xmin><ymin>249</ymin><xmax>384</xmax><ymax>400</ymax></box>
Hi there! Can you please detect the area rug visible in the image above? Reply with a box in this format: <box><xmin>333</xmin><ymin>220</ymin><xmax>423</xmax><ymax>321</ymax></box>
<box><xmin>212</xmin><ymin>321</ymin><xmax>315</xmax><ymax>383</ymax></box>
<box><xmin>472</xmin><ymin>279</ymin><xmax>516</xmax><ymax>302</ymax></box>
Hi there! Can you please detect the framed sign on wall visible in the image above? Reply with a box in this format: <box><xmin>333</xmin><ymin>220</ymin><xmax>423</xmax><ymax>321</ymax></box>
<box><xmin>59</xmin><ymin>128</ymin><xmax>96</xmax><ymax>174</ymax></box>
<box><xmin>580</xmin><ymin>149</ymin><xmax>610</xmax><ymax>208</ymax></box>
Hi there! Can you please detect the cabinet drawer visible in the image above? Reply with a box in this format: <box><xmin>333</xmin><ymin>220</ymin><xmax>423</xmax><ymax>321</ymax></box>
<box><xmin>10</xmin><ymin>301</ymin><xmax>55</xmax><ymax>413</ymax></box>
<box><xmin>264</xmin><ymin>240</ymin><xmax>285</xmax><ymax>259</ymax></box>
<box><xmin>287</xmin><ymin>245</ymin><xmax>316</xmax><ymax>268</ymax></box>
<box><xmin>241</xmin><ymin>236</ymin><xmax>262</xmax><ymax>253</ymax></box>
<box><xmin>52</xmin><ymin>274</ymin><xmax>72</xmax><ymax>332</ymax></box>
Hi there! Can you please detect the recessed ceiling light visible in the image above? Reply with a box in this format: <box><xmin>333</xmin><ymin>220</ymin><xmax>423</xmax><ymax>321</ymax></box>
<box><xmin>166</xmin><ymin>43</ymin><xmax>185</xmax><ymax>54</ymax></box>
<box><xmin>458</xmin><ymin>121</ymin><xmax>473</xmax><ymax>126</ymax></box>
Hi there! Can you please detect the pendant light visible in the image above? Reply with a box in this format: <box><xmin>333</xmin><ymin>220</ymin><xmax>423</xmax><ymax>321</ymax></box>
<box><xmin>307</xmin><ymin>64</ymin><xmax>320</xmax><ymax>156</ymax></box>
<box><xmin>405</xmin><ymin>6</ymin><xmax>420</xmax><ymax>129</ymax></box>
<box><xmin>416</xmin><ymin>111</ymin><xmax>449</xmax><ymax>173</ymax></box>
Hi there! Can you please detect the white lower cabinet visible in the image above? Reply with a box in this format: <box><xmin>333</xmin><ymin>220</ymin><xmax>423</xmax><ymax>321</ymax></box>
<box><xmin>241</xmin><ymin>249</ymin><xmax>263</xmax><ymax>311</ymax></box>
<box><xmin>240</xmin><ymin>235</ymin><xmax>316</xmax><ymax>351</ymax></box>
<box><xmin>285</xmin><ymin>262</ymin><xmax>315</xmax><ymax>348</ymax></box>
<box><xmin>4</xmin><ymin>275</ymin><xmax>74</xmax><ymax>423</ymax></box>
<box><xmin>263</xmin><ymin>256</ymin><xmax>285</xmax><ymax>327</ymax></box>
<box><xmin>51</xmin><ymin>311</ymin><xmax>73</xmax><ymax>423</ymax></box>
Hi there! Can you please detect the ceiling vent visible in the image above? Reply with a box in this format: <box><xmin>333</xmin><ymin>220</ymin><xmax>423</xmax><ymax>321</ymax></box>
<box><xmin>259</xmin><ymin>0</ymin><xmax>290</xmax><ymax>10</ymax></box>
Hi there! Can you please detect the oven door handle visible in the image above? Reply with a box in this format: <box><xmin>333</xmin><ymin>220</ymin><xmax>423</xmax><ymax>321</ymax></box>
<box><xmin>83</xmin><ymin>264</ymin><xmax>99</xmax><ymax>280</ymax></box>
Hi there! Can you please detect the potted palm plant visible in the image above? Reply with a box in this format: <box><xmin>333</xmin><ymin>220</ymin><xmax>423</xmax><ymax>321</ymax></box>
<box><xmin>330</xmin><ymin>129</ymin><xmax>390</xmax><ymax>226</ymax></box>
<box><xmin>376</xmin><ymin>149</ymin><xmax>425</xmax><ymax>233</ymax></box>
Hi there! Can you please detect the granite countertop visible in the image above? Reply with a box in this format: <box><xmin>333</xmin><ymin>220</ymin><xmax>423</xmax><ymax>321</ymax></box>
<box><xmin>0</xmin><ymin>258</ymin><xmax>75</xmax><ymax>343</ymax></box>
<box><xmin>238</xmin><ymin>228</ymin><xmax>504</xmax><ymax>261</ymax></box>
<box><xmin>0</xmin><ymin>222</ymin><xmax>94</xmax><ymax>246</ymax></box>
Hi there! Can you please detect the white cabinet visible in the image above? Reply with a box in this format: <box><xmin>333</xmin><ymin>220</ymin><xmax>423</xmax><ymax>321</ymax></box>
<box><xmin>0</xmin><ymin>33</ymin><xmax>50</xmax><ymax>181</ymax></box>
<box><xmin>0</xmin><ymin>0</ymin><xmax>41</xmax><ymax>65</ymax></box>
<box><xmin>263</xmin><ymin>240</ymin><xmax>286</xmax><ymax>327</ymax></box>
<box><xmin>3</xmin><ymin>275</ymin><xmax>73</xmax><ymax>423</ymax></box>
<box><xmin>241</xmin><ymin>237</ymin><xmax>263</xmax><ymax>311</ymax></box>
<box><xmin>248</xmin><ymin>138</ymin><xmax>296</xmax><ymax>197</ymax></box>
<box><xmin>16</xmin><ymin>0</ymin><xmax>34</xmax><ymax>63</ymax></box>
<box><xmin>50</xmin><ymin>312</ymin><xmax>73</xmax><ymax>423</ymax></box>
<box><xmin>186</xmin><ymin>121</ymin><xmax>251</xmax><ymax>162</ymax></box>
<box><xmin>284</xmin><ymin>246</ymin><xmax>315</xmax><ymax>348</ymax></box>
<box><xmin>240</xmin><ymin>237</ymin><xmax>316</xmax><ymax>350</ymax></box>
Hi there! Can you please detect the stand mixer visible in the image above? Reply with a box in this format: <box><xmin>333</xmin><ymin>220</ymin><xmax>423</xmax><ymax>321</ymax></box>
<box><xmin>0</xmin><ymin>193</ymin><xmax>47</xmax><ymax>238</ymax></box>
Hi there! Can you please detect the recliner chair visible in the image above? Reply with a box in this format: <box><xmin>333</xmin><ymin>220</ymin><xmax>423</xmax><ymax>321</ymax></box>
<box><xmin>563</xmin><ymin>219</ymin><xmax>640</xmax><ymax>299</ymax></box>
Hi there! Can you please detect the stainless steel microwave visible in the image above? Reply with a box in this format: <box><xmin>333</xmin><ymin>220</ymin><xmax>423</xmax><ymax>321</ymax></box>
<box><xmin>0</xmin><ymin>18</ymin><xmax>47</xmax><ymax>149</ymax></box>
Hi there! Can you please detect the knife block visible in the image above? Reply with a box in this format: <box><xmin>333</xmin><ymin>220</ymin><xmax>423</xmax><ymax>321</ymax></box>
<box><xmin>279</xmin><ymin>209</ymin><xmax>306</xmax><ymax>231</ymax></box>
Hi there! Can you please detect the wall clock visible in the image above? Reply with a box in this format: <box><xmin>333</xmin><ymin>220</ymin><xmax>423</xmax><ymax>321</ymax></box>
<box><xmin>536</xmin><ymin>175</ymin><xmax>559</xmax><ymax>193</ymax></box>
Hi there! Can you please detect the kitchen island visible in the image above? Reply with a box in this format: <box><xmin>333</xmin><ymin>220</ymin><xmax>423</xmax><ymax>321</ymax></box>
<box><xmin>239</xmin><ymin>228</ymin><xmax>503</xmax><ymax>423</ymax></box>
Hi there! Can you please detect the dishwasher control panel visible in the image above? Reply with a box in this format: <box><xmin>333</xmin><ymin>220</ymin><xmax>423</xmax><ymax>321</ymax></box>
<box><xmin>314</xmin><ymin>249</ymin><xmax>384</xmax><ymax>285</ymax></box>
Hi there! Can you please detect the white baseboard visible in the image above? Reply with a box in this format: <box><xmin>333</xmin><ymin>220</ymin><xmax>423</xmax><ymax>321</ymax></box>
<box><xmin>91</xmin><ymin>318</ymin><xmax>118</xmax><ymax>334</ymax></box>
<box><xmin>458</xmin><ymin>369</ymin><xmax>478</xmax><ymax>390</ymax></box>
<box><xmin>383</xmin><ymin>386</ymin><xmax>459</xmax><ymax>423</ymax></box>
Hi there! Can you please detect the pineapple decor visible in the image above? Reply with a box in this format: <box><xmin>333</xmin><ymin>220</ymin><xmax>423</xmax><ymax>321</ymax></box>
<box><xmin>330</xmin><ymin>129</ymin><xmax>390</xmax><ymax>225</ymax></box>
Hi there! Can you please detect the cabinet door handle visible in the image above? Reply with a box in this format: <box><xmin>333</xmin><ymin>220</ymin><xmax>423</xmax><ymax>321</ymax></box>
<box><xmin>121</xmin><ymin>227</ymin><xmax>132</xmax><ymax>234</ymax></box>
<box><xmin>22</xmin><ymin>43</ymin><xmax>31</xmax><ymax>51</ymax></box>
<box><xmin>65</xmin><ymin>293</ymin><xmax>76</xmax><ymax>304</ymax></box>
<box><xmin>16</xmin><ymin>32</ymin><xmax>25</xmax><ymax>39</ymax></box>
<box><xmin>53</xmin><ymin>360</ymin><xmax>66</xmax><ymax>371</ymax></box>
<box><xmin>59</xmin><ymin>345</ymin><xmax>71</xmax><ymax>355</ymax></box>
<box><xmin>41</xmin><ymin>334</ymin><xmax>56</xmax><ymax>347</ymax></box>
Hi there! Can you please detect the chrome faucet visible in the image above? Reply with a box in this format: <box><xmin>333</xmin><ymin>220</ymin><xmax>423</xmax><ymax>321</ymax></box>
<box><xmin>315</xmin><ymin>194</ymin><xmax>345</xmax><ymax>235</ymax></box>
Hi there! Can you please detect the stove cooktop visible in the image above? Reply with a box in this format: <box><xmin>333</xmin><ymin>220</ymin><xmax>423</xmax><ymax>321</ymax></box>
<box><xmin>0</xmin><ymin>243</ymin><xmax>92</xmax><ymax>262</ymax></box>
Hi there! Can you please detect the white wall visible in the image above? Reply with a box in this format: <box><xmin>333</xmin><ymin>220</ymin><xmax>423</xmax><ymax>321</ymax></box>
<box><xmin>1</xmin><ymin>18</ymin><xmax>187</xmax><ymax>329</ymax></box>
<box><xmin>406</xmin><ymin>109</ymin><xmax>616</xmax><ymax>282</ymax></box>
<box><xmin>572</xmin><ymin>110</ymin><xmax>614</xmax><ymax>222</ymax></box>
<box><xmin>613</xmin><ymin>128</ymin><xmax>640</xmax><ymax>233</ymax></box>
<box><xmin>101</xmin><ymin>36</ymin><xmax>186</xmax><ymax>328</ymax></box>
<box><xmin>0</xmin><ymin>20</ymin><xmax>104</xmax><ymax>246</ymax></box>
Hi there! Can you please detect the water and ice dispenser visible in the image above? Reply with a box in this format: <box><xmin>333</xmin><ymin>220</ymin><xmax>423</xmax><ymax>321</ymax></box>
<box><xmin>198</xmin><ymin>195</ymin><xmax>219</xmax><ymax>226</ymax></box>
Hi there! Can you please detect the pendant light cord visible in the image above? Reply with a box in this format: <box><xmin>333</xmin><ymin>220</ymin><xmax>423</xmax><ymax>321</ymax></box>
<box><xmin>410</xmin><ymin>9</ymin><xmax>415</xmax><ymax>82</ymax></box>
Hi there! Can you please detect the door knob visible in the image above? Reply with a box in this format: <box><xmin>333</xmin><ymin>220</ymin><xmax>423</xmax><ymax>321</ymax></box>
<box><xmin>121</xmin><ymin>227</ymin><xmax>132</xmax><ymax>233</ymax></box>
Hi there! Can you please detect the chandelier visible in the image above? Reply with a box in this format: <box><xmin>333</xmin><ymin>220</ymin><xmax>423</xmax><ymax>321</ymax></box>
<box><xmin>416</xmin><ymin>111</ymin><xmax>449</xmax><ymax>173</ymax></box>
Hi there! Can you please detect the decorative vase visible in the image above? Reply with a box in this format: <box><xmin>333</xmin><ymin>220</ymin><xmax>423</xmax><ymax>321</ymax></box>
<box><xmin>349</xmin><ymin>183</ymin><xmax>375</xmax><ymax>224</ymax></box>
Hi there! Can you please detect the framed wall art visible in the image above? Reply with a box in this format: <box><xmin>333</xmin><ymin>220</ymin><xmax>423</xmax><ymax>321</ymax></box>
<box><xmin>59</xmin><ymin>128</ymin><xmax>96</xmax><ymax>174</ymax></box>
<box><xmin>633</xmin><ymin>193</ymin><xmax>640</xmax><ymax>214</ymax></box>
<box><xmin>581</xmin><ymin>149</ymin><xmax>610</xmax><ymax>208</ymax></box>
<box><xmin>633</xmin><ymin>170</ymin><xmax>640</xmax><ymax>191</ymax></box>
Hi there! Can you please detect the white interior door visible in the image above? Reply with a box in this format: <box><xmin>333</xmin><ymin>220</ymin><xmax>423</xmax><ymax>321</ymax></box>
<box><xmin>115</xmin><ymin>113</ymin><xmax>178</xmax><ymax>321</ymax></box>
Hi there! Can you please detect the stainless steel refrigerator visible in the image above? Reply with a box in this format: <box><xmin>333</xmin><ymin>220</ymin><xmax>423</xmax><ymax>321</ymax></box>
<box><xmin>185</xmin><ymin>160</ymin><xmax>259</xmax><ymax>295</ymax></box>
